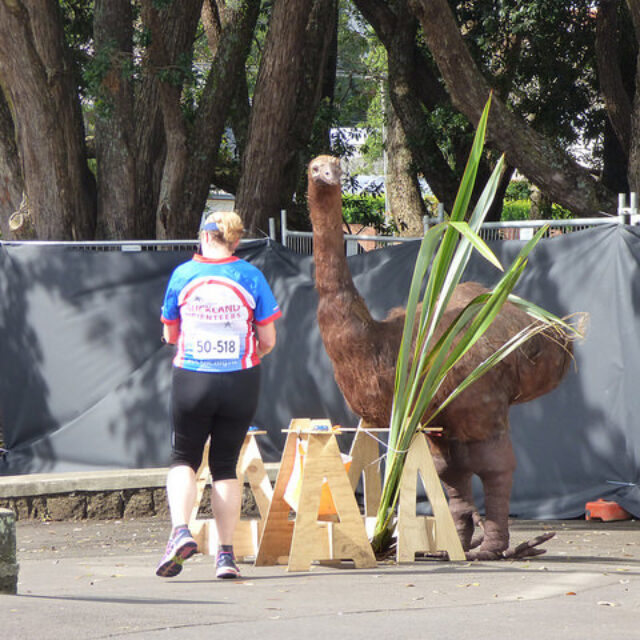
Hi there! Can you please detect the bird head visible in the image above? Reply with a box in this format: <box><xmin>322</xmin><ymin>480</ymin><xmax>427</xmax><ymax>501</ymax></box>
<box><xmin>308</xmin><ymin>155</ymin><xmax>342</xmax><ymax>187</ymax></box>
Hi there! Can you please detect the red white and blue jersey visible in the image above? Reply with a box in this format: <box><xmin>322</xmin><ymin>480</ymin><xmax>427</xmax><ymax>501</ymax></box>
<box><xmin>161</xmin><ymin>255</ymin><xmax>282</xmax><ymax>372</ymax></box>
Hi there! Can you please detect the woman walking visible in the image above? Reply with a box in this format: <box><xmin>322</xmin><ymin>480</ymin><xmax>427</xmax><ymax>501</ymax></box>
<box><xmin>157</xmin><ymin>211</ymin><xmax>281</xmax><ymax>579</ymax></box>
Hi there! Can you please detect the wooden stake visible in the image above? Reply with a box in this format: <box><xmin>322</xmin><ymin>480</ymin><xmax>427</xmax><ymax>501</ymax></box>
<box><xmin>254</xmin><ymin>422</ymin><xmax>304</xmax><ymax>566</ymax></box>
<box><xmin>347</xmin><ymin>423</ymin><xmax>382</xmax><ymax>516</ymax></box>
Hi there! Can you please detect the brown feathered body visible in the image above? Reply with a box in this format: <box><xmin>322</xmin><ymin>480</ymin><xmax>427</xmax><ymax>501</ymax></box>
<box><xmin>308</xmin><ymin>155</ymin><xmax>573</xmax><ymax>559</ymax></box>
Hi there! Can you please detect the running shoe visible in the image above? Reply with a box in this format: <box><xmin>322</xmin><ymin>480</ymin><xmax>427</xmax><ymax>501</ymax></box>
<box><xmin>215</xmin><ymin>550</ymin><xmax>241</xmax><ymax>579</ymax></box>
<box><xmin>156</xmin><ymin>528</ymin><xmax>198</xmax><ymax>578</ymax></box>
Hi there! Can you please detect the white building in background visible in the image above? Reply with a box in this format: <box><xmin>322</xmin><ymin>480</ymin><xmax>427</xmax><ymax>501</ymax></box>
<box><xmin>333</xmin><ymin>127</ymin><xmax>433</xmax><ymax>201</ymax></box>
<box><xmin>205</xmin><ymin>190</ymin><xmax>235</xmax><ymax>212</ymax></box>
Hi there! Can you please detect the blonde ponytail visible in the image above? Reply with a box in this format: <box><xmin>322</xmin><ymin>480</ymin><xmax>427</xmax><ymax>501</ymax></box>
<box><xmin>200</xmin><ymin>211</ymin><xmax>244</xmax><ymax>250</ymax></box>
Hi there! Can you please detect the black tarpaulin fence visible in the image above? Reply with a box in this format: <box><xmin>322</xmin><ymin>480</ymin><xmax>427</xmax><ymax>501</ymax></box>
<box><xmin>1</xmin><ymin>225</ymin><xmax>639</xmax><ymax>519</ymax></box>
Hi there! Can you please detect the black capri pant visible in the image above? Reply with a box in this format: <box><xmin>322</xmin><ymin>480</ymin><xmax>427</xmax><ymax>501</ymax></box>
<box><xmin>170</xmin><ymin>365</ymin><xmax>261</xmax><ymax>480</ymax></box>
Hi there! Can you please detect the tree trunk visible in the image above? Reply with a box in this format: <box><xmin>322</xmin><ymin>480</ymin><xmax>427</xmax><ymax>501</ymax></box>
<box><xmin>354</xmin><ymin>0</ymin><xmax>460</xmax><ymax>212</ymax></box>
<box><xmin>132</xmin><ymin>72</ymin><xmax>165</xmax><ymax>239</ymax></box>
<box><xmin>143</xmin><ymin>0</ymin><xmax>259</xmax><ymax>239</ymax></box>
<box><xmin>386</xmin><ymin>104</ymin><xmax>426</xmax><ymax>235</ymax></box>
<box><xmin>235</xmin><ymin>0</ymin><xmax>338</xmax><ymax>233</ymax></box>
<box><xmin>0</xmin><ymin>90</ymin><xmax>23</xmax><ymax>239</ymax></box>
<box><xmin>485</xmin><ymin>167</ymin><xmax>513</xmax><ymax>223</ymax></box>
<box><xmin>94</xmin><ymin>0</ymin><xmax>137</xmax><ymax>239</ymax></box>
<box><xmin>602</xmin><ymin>118</ymin><xmax>630</xmax><ymax>194</ymax></box>
<box><xmin>0</xmin><ymin>0</ymin><xmax>96</xmax><ymax>240</ymax></box>
<box><xmin>354</xmin><ymin>0</ymin><xmax>498</xmax><ymax>216</ymax></box>
<box><xmin>140</xmin><ymin>0</ymin><xmax>203</xmax><ymax>239</ymax></box>
<box><xmin>286</xmin><ymin>0</ymin><xmax>339</xmax><ymax>229</ymax></box>
<box><xmin>626</xmin><ymin>0</ymin><xmax>640</xmax><ymax>192</ymax></box>
<box><xmin>179</xmin><ymin>0</ymin><xmax>261</xmax><ymax>236</ymax></box>
<box><xmin>408</xmin><ymin>0</ymin><xmax>618</xmax><ymax>217</ymax></box>
<box><xmin>595</xmin><ymin>0</ymin><xmax>632</xmax><ymax>158</ymax></box>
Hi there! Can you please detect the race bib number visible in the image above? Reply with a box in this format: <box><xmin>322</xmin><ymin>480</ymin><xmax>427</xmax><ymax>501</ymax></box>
<box><xmin>189</xmin><ymin>333</ymin><xmax>241</xmax><ymax>360</ymax></box>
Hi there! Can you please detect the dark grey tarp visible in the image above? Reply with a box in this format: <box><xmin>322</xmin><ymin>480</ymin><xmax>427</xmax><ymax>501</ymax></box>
<box><xmin>1</xmin><ymin>224</ymin><xmax>639</xmax><ymax>519</ymax></box>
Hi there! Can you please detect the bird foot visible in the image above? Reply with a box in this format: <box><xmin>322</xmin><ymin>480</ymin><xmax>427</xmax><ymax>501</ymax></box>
<box><xmin>501</xmin><ymin>531</ymin><xmax>556</xmax><ymax>559</ymax></box>
<box><xmin>465</xmin><ymin>531</ymin><xmax>556</xmax><ymax>561</ymax></box>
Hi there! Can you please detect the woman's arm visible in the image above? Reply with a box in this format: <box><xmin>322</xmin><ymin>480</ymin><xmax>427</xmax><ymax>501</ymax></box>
<box><xmin>163</xmin><ymin>321</ymin><xmax>180</xmax><ymax>345</ymax></box>
<box><xmin>255</xmin><ymin>322</ymin><xmax>276</xmax><ymax>357</ymax></box>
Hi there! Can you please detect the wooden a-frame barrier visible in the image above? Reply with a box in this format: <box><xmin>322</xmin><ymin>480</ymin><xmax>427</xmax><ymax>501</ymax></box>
<box><xmin>255</xmin><ymin>419</ymin><xmax>377</xmax><ymax>571</ymax></box>
<box><xmin>396</xmin><ymin>432</ymin><xmax>465</xmax><ymax>562</ymax></box>
<box><xmin>347</xmin><ymin>424</ymin><xmax>464</xmax><ymax>562</ymax></box>
<box><xmin>189</xmin><ymin>420</ymin><xmax>464</xmax><ymax>569</ymax></box>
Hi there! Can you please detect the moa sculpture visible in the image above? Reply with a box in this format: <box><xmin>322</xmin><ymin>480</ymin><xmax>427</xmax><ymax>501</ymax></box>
<box><xmin>308</xmin><ymin>155</ymin><xmax>574</xmax><ymax>560</ymax></box>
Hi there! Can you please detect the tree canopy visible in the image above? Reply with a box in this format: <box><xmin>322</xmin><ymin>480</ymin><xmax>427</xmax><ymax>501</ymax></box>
<box><xmin>0</xmin><ymin>0</ymin><xmax>637</xmax><ymax>240</ymax></box>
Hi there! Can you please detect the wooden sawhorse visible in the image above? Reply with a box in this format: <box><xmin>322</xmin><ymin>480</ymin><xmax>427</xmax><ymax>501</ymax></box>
<box><xmin>396</xmin><ymin>432</ymin><xmax>465</xmax><ymax>561</ymax></box>
<box><xmin>255</xmin><ymin>419</ymin><xmax>377</xmax><ymax>571</ymax></box>
<box><xmin>347</xmin><ymin>423</ymin><xmax>465</xmax><ymax>562</ymax></box>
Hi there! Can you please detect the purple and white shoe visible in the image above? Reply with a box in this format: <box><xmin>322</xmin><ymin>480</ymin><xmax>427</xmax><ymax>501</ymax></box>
<box><xmin>156</xmin><ymin>529</ymin><xmax>198</xmax><ymax>578</ymax></box>
<box><xmin>215</xmin><ymin>550</ymin><xmax>241</xmax><ymax>579</ymax></box>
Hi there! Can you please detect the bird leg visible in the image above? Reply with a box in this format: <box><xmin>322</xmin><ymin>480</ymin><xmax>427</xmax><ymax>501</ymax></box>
<box><xmin>466</xmin><ymin>467</ymin><xmax>514</xmax><ymax>560</ymax></box>
<box><xmin>430</xmin><ymin>441</ymin><xmax>483</xmax><ymax>552</ymax></box>
<box><xmin>464</xmin><ymin>431</ymin><xmax>516</xmax><ymax>560</ymax></box>
<box><xmin>438</xmin><ymin>472</ymin><xmax>476</xmax><ymax>551</ymax></box>
<box><xmin>432</xmin><ymin>431</ymin><xmax>519</xmax><ymax>560</ymax></box>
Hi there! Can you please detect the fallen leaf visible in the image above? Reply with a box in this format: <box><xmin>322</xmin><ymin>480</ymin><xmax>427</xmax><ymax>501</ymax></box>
<box><xmin>566</xmin><ymin>592</ymin><xmax>577</xmax><ymax>596</ymax></box>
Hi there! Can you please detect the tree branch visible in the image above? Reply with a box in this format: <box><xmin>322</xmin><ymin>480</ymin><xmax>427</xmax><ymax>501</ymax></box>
<box><xmin>408</xmin><ymin>0</ymin><xmax>617</xmax><ymax>216</ymax></box>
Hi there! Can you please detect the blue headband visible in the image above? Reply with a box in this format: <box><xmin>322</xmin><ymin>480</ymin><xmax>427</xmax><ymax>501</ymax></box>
<box><xmin>201</xmin><ymin>221</ymin><xmax>219</xmax><ymax>232</ymax></box>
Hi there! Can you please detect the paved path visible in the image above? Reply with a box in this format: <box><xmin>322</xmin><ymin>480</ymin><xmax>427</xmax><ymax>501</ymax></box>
<box><xmin>2</xmin><ymin>517</ymin><xmax>638</xmax><ymax>639</ymax></box>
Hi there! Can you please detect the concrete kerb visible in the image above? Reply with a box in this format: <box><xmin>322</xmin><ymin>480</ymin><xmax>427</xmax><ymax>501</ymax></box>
<box><xmin>0</xmin><ymin>465</ymin><xmax>279</xmax><ymax>522</ymax></box>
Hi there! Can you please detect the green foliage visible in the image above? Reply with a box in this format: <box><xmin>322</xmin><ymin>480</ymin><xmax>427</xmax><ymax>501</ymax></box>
<box><xmin>500</xmin><ymin>199</ymin><xmax>576</xmax><ymax>221</ymax></box>
<box><xmin>505</xmin><ymin>180</ymin><xmax>531</xmax><ymax>201</ymax></box>
<box><xmin>335</xmin><ymin>3</ymin><xmax>384</xmax><ymax>128</ymax></box>
<box><xmin>550</xmin><ymin>204</ymin><xmax>575</xmax><ymax>220</ymax></box>
<box><xmin>426</xmin><ymin>105</ymin><xmax>474</xmax><ymax>173</ymax></box>
<box><xmin>501</xmin><ymin>199</ymin><xmax>530</xmax><ymax>221</ymax></box>
<box><xmin>342</xmin><ymin>194</ymin><xmax>396</xmax><ymax>233</ymax></box>
<box><xmin>136</xmin><ymin>25</ymin><xmax>153</xmax><ymax>50</ymax></box>
<box><xmin>331</xmin><ymin>2</ymin><xmax>386</xmax><ymax>167</ymax></box>
<box><xmin>456</xmin><ymin>1</ymin><xmax>601</xmax><ymax>150</ymax></box>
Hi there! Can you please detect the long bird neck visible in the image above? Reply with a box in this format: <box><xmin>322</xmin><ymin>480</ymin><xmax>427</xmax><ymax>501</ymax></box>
<box><xmin>308</xmin><ymin>178</ymin><xmax>376</xmax><ymax>340</ymax></box>
<box><xmin>309</xmin><ymin>182</ymin><xmax>362</xmax><ymax>300</ymax></box>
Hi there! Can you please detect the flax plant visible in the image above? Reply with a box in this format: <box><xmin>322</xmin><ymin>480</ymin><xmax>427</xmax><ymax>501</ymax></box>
<box><xmin>370</xmin><ymin>96</ymin><xmax>580</xmax><ymax>553</ymax></box>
